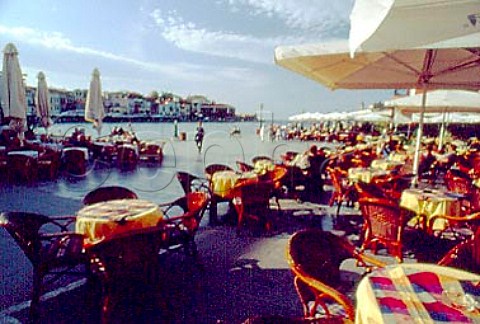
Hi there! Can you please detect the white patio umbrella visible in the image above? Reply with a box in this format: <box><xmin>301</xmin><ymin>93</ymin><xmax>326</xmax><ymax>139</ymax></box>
<box><xmin>35</xmin><ymin>71</ymin><xmax>52</xmax><ymax>132</ymax></box>
<box><xmin>349</xmin><ymin>0</ymin><xmax>480</xmax><ymax>55</ymax></box>
<box><xmin>85</xmin><ymin>68</ymin><xmax>105</xmax><ymax>136</ymax></box>
<box><xmin>274</xmin><ymin>37</ymin><xmax>480</xmax><ymax>180</ymax></box>
<box><xmin>385</xmin><ymin>90</ymin><xmax>480</xmax><ymax>149</ymax></box>
<box><xmin>1</xmin><ymin>43</ymin><xmax>27</xmax><ymax>141</ymax></box>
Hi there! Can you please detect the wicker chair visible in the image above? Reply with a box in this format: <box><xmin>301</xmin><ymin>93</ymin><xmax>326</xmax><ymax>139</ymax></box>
<box><xmin>204</xmin><ymin>163</ymin><xmax>234</xmax><ymax>179</ymax></box>
<box><xmin>438</xmin><ymin>224</ymin><xmax>480</xmax><ymax>274</ymax></box>
<box><xmin>444</xmin><ymin>169</ymin><xmax>473</xmax><ymax>213</ymax></box>
<box><xmin>287</xmin><ymin>229</ymin><xmax>386</xmax><ymax>321</ymax></box>
<box><xmin>7</xmin><ymin>153</ymin><xmax>38</xmax><ymax>183</ymax></box>
<box><xmin>116</xmin><ymin>144</ymin><xmax>138</xmax><ymax>170</ymax></box>
<box><xmin>204</xmin><ymin>164</ymin><xmax>235</xmax><ymax>224</ymax></box>
<box><xmin>0</xmin><ymin>212</ymin><xmax>88</xmax><ymax>321</ymax></box>
<box><xmin>353</xmin><ymin>181</ymin><xmax>388</xmax><ymax>200</ymax></box>
<box><xmin>243</xmin><ymin>315</ymin><xmax>351</xmax><ymax>324</ymax></box>
<box><xmin>370</xmin><ymin>173</ymin><xmax>414</xmax><ymax>201</ymax></box>
<box><xmin>265</xmin><ymin>165</ymin><xmax>288</xmax><ymax>210</ymax></box>
<box><xmin>427</xmin><ymin>211</ymin><xmax>480</xmax><ymax>239</ymax></box>
<box><xmin>445</xmin><ymin>169</ymin><xmax>473</xmax><ymax>195</ymax></box>
<box><xmin>236</xmin><ymin>160</ymin><xmax>255</xmax><ymax>172</ymax></box>
<box><xmin>38</xmin><ymin>149</ymin><xmax>62</xmax><ymax>181</ymax></box>
<box><xmin>82</xmin><ymin>186</ymin><xmax>138</xmax><ymax>205</ymax></box>
<box><xmin>159</xmin><ymin>192</ymin><xmax>210</xmax><ymax>256</ymax></box>
<box><xmin>326</xmin><ymin>167</ymin><xmax>356</xmax><ymax>216</ymax></box>
<box><xmin>85</xmin><ymin>225</ymin><xmax>166</xmax><ymax>323</ymax></box>
<box><xmin>251</xmin><ymin>155</ymin><xmax>273</xmax><ymax>164</ymax></box>
<box><xmin>232</xmin><ymin>180</ymin><xmax>274</xmax><ymax>231</ymax></box>
<box><xmin>62</xmin><ymin>148</ymin><xmax>87</xmax><ymax>176</ymax></box>
<box><xmin>176</xmin><ymin>171</ymin><xmax>210</xmax><ymax>195</ymax></box>
<box><xmin>357</xmin><ymin>197</ymin><xmax>408</xmax><ymax>262</ymax></box>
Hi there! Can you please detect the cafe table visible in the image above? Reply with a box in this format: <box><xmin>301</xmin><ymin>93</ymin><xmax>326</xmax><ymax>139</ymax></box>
<box><xmin>211</xmin><ymin>170</ymin><xmax>258</xmax><ymax>199</ymax></box>
<box><xmin>355</xmin><ymin>263</ymin><xmax>480</xmax><ymax>324</ymax></box>
<box><xmin>75</xmin><ymin>199</ymin><xmax>164</xmax><ymax>246</ymax></box>
<box><xmin>370</xmin><ymin>159</ymin><xmax>403</xmax><ymax>171</ymax></box>
<box><xmin>400</xmin><ymin>188</ymin><xmax>464</xmax><ymax>232</ymax></box>
<box><xmin>348</xmin><ymin>167</ymin><xmax>388</xmax><ymax>184</ymax></box>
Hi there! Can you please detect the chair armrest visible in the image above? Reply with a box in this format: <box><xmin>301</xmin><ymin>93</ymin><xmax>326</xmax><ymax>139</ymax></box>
<box><xmin>40</xmin><ymin>231</ymin><xmax>81</xmax><ymax>239</ymax></box>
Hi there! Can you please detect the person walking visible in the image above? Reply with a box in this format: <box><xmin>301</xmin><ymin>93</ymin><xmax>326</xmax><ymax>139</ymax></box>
<box><xmin>195</xmin><ymin>121</ymin><xmax>205</xmax><ymax>153</ymax></box>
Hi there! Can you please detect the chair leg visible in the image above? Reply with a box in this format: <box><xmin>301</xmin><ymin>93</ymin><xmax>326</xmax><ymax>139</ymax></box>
<box><xmin>29</xmin><ymin>269</ymin><xmax>43</xmax><ymax>323</ymax></box>
<box><xmin>336</xmin><ymin>200</ymin><xmax>342</xmax><ymax>217</ymax></box>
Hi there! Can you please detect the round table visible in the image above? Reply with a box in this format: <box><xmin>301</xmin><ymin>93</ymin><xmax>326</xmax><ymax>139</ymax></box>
<box><xmin>76</xmin><ymin>199</ymin><xmax>164</xmax><ymax>246</ymax></box>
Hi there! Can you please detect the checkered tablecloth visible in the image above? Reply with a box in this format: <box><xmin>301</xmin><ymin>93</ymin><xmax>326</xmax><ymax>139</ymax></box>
<box><xmin>355</xmin><ymin>264</ymin><xmax>480</xmax><ymax>323</ymax></box>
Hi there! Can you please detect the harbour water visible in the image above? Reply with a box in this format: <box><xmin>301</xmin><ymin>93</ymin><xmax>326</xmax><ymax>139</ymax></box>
<box><xmin>40</xmin><ymin>121</ymin><xmax>329</xmax><ymax>207</ymax></box>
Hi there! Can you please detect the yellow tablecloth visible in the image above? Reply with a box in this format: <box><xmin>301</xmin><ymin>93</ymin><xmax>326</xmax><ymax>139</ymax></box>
<box><xmin>348</xmin><ymin>167</ymin><xmax>388</xmax><ymax>184</ymax></box>
<box><xmin>355</xmin><ymin>263</ymin><xmax>480</xmax><ymax>324</ymax></box>
<box><xmin>76</xmin><ymin>199</ymin><xmax>163</xmax><ymax>246</ymax></box>
<box><xmin>211</xmin><ymin>170</ymin><xmax>258</xmax><ymax>199</ymax></box>
<box><xmin>388</xmin><ymin>152</ymin><xmax>409</xmax><ymax>162</ymax></box>
<box><xmin>370</xmin><ymin>159</ymin><xmax>403</xmax><ymax>171</ymax></box>
<box><xmin>400</xmin><ymin>188</ymin><xmax>463</xmax><ymax>231</ymax></box>
<box><xmin>254</xmin><ymin>160</ymin><xmax>275</xmax><ymax>175</ymax></box>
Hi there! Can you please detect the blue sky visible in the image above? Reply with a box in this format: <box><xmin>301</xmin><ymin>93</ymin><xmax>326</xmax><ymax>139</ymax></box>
<box><xmin>0</xmin><ymin>0</ymin><xmax>391</xmax><ymax>119</ymax></box>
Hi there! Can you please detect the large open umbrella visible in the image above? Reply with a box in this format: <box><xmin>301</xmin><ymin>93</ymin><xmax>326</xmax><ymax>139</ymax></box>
<box><xmin>274</xmin><ymin>37</ymin><xmax>480</xmax><ymax>180</ymax></box>
<box><xmin>1</xmin><ymin>43</ymin><xmax>27</xmax><ymax>141</ymax></box>
<box><xmin>85</xmin><ymin>68</ymin><xmax>105</xmax><ymax>136</ymax></box>
<box><xmin>35</xmin><ymin>71</ymin><xmax>52</xmax><ymax>133</ymax></box>
<box><xmin>349</xmin><ymin>0</ymin><xmax>480</xmax><ymax>55</ymax></box>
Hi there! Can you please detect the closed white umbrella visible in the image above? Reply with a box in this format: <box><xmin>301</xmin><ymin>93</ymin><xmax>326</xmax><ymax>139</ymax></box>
<box><xmin>85</xmin><ymin>68</ymin><xmax>105</xmax><ymax>136</ymax></box>
<box><xmin>1</xmin><ymin>43</ymin><xmax>27</xmax><ymax>141</ymax></box>
<box><xmin>35</xmin><ymin>71</ymin><xmax>52</xmax><ymax>132</ymax></box>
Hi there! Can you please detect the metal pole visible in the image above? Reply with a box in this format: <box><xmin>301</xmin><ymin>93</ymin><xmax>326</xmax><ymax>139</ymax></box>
<box><xmin>412</xmin><ymin>86</ymin><xmax>428</xmax><ymax>186</ymax></box>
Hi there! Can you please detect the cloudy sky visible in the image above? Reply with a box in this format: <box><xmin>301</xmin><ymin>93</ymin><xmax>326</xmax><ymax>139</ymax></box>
<box><xmin>0</xmin><ymin>0</ymin><xmax>391</xmax><ymax>119</ymax></box>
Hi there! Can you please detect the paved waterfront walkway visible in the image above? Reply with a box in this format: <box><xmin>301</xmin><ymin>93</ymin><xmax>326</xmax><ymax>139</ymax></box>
<box><xmin>0</xmin><ymin>185</ymin><xmax>372</xmax><ymax>324</ymax></box>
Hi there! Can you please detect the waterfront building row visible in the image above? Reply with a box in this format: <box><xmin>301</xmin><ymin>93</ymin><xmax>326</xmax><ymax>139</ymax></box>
<box><xmin>1</xmin><ymin>82</ymin><xmax>255</xmax><ymax>122</ymax></box>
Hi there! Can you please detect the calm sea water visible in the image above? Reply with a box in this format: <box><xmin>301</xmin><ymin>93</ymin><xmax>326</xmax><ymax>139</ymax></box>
<box><xmin>41</xmin><ymin>121</ymin><xmax>330</xmax><ymax>205</ymax></box>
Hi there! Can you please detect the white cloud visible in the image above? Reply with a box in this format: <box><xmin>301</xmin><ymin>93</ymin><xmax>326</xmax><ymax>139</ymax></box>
<box><xmin>219</xmin><ymin>0</ymin><xmax>352</xmax><ymax>34</ymax></box>
<box><xmin>150</xmin><ymin>9</ymin><xmax>299</xmax><ymax>64</ymax></box>
<box><xmin>0</xmin><ymin>24</ymin><xmax>262</xmax><ymax>85</ymax></box>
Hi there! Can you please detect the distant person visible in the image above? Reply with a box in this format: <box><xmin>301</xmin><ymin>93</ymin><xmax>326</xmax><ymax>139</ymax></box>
<box><xmin>195</xmin><ymin>121</ymin><xmax>205</xmax><ymax>153</ymax></box>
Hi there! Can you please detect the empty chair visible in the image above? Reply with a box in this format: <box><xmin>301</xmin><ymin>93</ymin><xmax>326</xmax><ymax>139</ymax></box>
<box><xmin>7</xmin><ymin>153</ymin><xmax>38</xmax><ymax>183</ymax></box>
<box><xmin>176</xmin><ymin>171</ymin><xmax>210</xmax><ymax>195</ymax></box>
<box><xmin>116</xmin><ymin>144</ymin><xmax>138</xmax><ymax>170</ymax></box>
<box><xmin>62</xmin><ymin>148</ymin><xmax>87</xmax><ymax>176</ymax></box>
<box><xmin>236</xmin><ymin>160</ymin><xmax>255</xmax><ymax>172</ymax></box>
<box><xmin>83</xmin><ymin>186</ymin><xmax>138</xmax><ymax>205</ymax></box>
<box><xmin>159</xmin><ymin>192</ymin><xmax>210</xmax><ymax>256</ymax></box>
<box><xmin>139</xmin><ymin>142</ymin><xmax>163</xmax><ymax>163</ymax></box>
<box><xmin>232</xmin><ymin>180</ymin><xmax>274</xmax><ymax>231</ymax></box>
<box><xmin>327</xmin><ymin>167</ymin><xmax>356</xmax><ymax>216</ymax></box>
<box><xmin>38</xmin><ymin>149</ymin><xmax>61</xmax><ymax>181</ymax></box>
<box><xmin>204</xmin><ymin>163</ymin><xmax>234</xmax><ymax>179</ymax></box>
<box><xmin>287</xmin><ymin>229</ymin><xmax>386</xmax><ymax>320</ymax></box>
<box><xmin>86</xmin><ymin>225</ymin><xmax>166</xmax><ymax>323</ymax></box>
<box><xmin>354</xmin><ymin>181</ymin><xmax>387</xmax><ymax>200</ymax></box>
<box><xmin>358</xmin><ymin>197</ymin><xmax>409</xmax><ymax>262</ymax></box>
<box><xmin>0</xmin><ymin>212</ymin><xmax>88</xmax><ymax>321</ymax></box>
<box><xmin>251</xmin><ymin>155</ymin><xmax>273</xmax><ymax>164</ymax></box>
<box><xmin>438</xmin><ymin>225</ymin><xmax>480</xmax><ymax>274</ymax></box>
